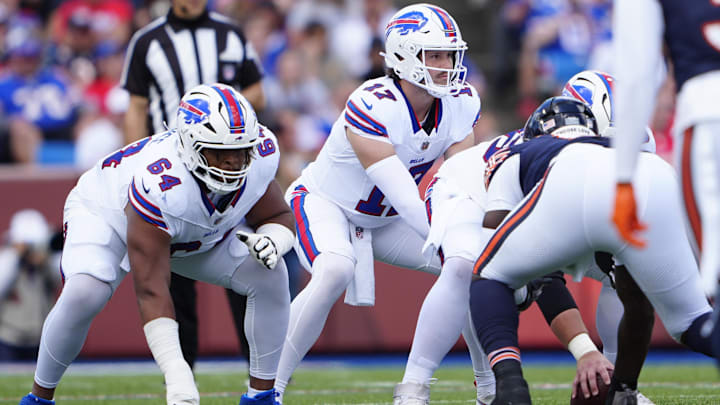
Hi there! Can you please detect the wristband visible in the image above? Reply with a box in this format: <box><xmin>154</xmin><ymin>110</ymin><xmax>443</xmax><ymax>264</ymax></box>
<box><xmin>256</xmin><ymin>223</ymin><xmax>295</xmax><ymax>256</ymax></box>
<box><xmin>568</xmin><ymin>332</ymin><xmax>598</xmax><ymax>360</ymax></box>
<box><xmin>143</xmin><ymin>317</ymin><xmax>190</xmax><ymax>375</ymax></box>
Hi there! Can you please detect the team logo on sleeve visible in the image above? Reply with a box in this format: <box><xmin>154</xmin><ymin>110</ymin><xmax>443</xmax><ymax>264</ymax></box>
<box><xmin>178</xmin><ymin>98</ymin><xmax>210</xmax><ymax>124</ymax></box>
<box><xmin>386</xmin><ymin>11</ymin><xmax>428</xmax><ymax>37</ymax></box>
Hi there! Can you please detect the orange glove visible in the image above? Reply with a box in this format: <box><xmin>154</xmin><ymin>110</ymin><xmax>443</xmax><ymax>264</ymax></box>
<box><xmin>612</xmin><ymin>183</ymin><xmax>647</xmax><ymax>248</ymax></box>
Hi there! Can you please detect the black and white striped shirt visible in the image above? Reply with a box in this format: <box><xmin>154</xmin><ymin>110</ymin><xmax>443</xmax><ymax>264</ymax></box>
<box><xmin>121</xmin><ymin>9</ymin><xmax>263</xmax><ymax>134</ymax></box>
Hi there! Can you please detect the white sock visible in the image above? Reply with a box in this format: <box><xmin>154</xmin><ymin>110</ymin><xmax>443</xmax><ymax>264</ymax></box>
<box><xmin>34</xmin><ymin>274</ymin><xmax>113</xmax><ymax>388</ymax></box>
<box><xmin>402</xmin><ymin>257</ymin><xmax>473</xmax><ymax>384</ymax></box>
<box><xmin>596</xmin><ymin>282</ymin><xmax>623</xmax><ymax>365</ymax></box>
<box><xmin>247</xmin><ymin>387</ymin><xmax>270</xmax><ymax>398</ymax></box>
<box><xmin>274</xmin><ymin>253</ymin><xmax>355</xmax><ymax>390</ymax></box>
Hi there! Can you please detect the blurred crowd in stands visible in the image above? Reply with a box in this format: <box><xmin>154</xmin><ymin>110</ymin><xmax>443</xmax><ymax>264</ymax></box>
<box><xmin>0</xmin><ymin>0</ymin><xmax>676</xmax><ymax>175</ymax></box>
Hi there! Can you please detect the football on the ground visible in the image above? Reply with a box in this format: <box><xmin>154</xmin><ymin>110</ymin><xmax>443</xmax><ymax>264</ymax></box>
<box><xmin>570</xmin><ymin>373</ymin><xmax>611</xmax><ymax>405</ymax></box>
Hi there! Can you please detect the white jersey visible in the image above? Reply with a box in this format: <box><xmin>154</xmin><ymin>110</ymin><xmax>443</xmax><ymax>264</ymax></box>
<box><xmin>433</xmin><ymin>130</ymin><xmax>523</xmax><ymax>205</ymax></box>
<box><xmin>71</xmin><ymin>127</ymin><xmax>280</xmax><ymax>258</ymax></box>
<box><xmin>299</xmin><ymin>76</ymin><xmax>480</xmax><ymax>229</ymax></box>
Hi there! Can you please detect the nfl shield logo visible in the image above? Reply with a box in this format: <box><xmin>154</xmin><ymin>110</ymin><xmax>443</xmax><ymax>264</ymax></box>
<box><xmin>355</xmin><ymin>226</ymin><xmax>364</xmax><ymax>239</ymax></box>
<box><xmin>421</xmin><ymin>141</ymin><xmax>430</xmax><ymax>150</ymax></box>
<box><xmin>223</xmin><ymin>64</ymin><xmax>236</xmax><ymax>81</ymax></box>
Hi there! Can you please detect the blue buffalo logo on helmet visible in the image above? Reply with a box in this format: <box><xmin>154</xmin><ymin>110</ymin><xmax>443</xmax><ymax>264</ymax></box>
<box><xmin>562</xmin><ymin>83</ymin><xmax>593</xmax><ymax>107</ymax></box>
<box><xmin>178</xmin><ymin>98</ymin><xmax>210</xmax><ymax>125</ymax></box>
<box><xmin>385</xmin><ymin>11</ymin><xmax>428</xmax><ymax>37</ymax></box>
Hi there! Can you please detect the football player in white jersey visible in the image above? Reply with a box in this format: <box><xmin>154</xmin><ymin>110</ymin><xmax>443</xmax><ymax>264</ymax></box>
<box><xmin>471</xmin><ymin>97</ymin><xmax>713</xmax><ymax>404</ymax></box>
<box><xmin>19</xmin><ymin>84</ymin><xmax>294</xmax><ymax>405</ymax></box>
<box><xmin>273</xmin><ymin>4</ymin><xmax>483</xmax><ymax>403</ymax></box>
<box><xmin>610</xmin><ymin>0</ymin><xmax>720</xmax><ymax>367</ymax></box>
<box><xmin>395</xmin><ymin>70</ymin><xmax>660</xmax><ymax>405</ymax></box>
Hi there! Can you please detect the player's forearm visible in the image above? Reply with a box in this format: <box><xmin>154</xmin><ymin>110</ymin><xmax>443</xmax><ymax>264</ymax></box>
<box><xmin>252</xmin><ymin>209</ymin><xmax>294</xmax><ymax>235</ymax></box>
<box><xmin>128</xmin><ymin>246</ymin><xmax>174</xmax><ymax>322</ymax></box>
<box><xmin>124</xmin><ymin>96</ymin><xmax>149</xmax><ymax>144</ymax></box>
<box><xmin>550</xmin><ymin>309</ymin><xmax>598</xmax><ymax>359</ymax></box>
<box><xmin>612</xmin><ymin>0</ymin><xmax>665</xmax><ymax>182</ymax></box>
<box><xmin>135</xmin><ymin>282</ymin><xmax>175</xmax><ymax>324</ymax></box>
<box><xmin>241</xmin><ymin>82</ymin><xmax>266</xmax><ymax>112</ymax></box>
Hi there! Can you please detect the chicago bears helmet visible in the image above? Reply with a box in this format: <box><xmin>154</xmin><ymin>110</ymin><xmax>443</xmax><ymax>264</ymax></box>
<box><xmin>523</xmin><ymin>96</ymin><xmax>599</xmax><ymax>140</ymax></box>
<box><xmin>383</xmin><ymin>3</ymin><xmax>467</xmax><ymax>98</ymax></box>
<box><xmin>176</xmin><ymin>83</ymin><xmax>260</xmax><ymax>194</ymax></box>
<box><xmin>562</xmin><ymin>70</ymin><xmax>614</xmax><ymax>137</ymax></box>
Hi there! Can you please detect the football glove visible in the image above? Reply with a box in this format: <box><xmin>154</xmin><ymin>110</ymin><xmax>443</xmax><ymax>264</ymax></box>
<box><xmin>237</xmin><ymin>230</ymin><xmax>278</xmax><ymax>270</ymax></box>
<box><xmin>612</xmin><ymin>183</ymin><xmax>647</xmax><ymax>248</ymax></box>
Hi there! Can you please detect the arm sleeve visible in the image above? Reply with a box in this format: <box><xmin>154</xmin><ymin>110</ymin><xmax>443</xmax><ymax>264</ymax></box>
<box><xmin>535</xmin><ymin>272</ymin><xmax>578</xmax><ymax>325</ymax></box>
<box><xmin>612</xmin><ymin>0</ymin><xmax>665</xmax><ymax>182</ymax></box>
<box><xmin>366</xmin><ymin>155</ymin><xmax>430</xmax><ymax>239</ymax></box>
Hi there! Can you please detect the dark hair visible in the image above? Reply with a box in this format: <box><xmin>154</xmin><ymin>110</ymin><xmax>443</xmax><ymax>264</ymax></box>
<box><xmin>385</xmin><ymin>66</ymin><xmax>400</xmax><ymax>81</ymax></box>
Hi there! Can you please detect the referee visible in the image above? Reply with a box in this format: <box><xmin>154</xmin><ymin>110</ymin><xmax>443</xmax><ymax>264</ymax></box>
<box><xmin>121</xmin><ymin>0</ymin><xmax>264</xmax><ymax>370</ymax></box>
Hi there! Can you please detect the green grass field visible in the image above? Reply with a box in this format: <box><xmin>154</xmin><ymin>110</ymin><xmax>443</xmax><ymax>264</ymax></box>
<box><xmin>1</xmin><ymin>361</ymin><xmax>718</xmax><ymax>404</ymax></box>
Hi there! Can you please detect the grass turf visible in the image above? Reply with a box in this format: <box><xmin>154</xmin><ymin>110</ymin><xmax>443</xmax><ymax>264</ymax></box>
<box><xmin>0</xmin><ymin>362</ymin><xmax>717</xmax><ymax>404</ymax></box>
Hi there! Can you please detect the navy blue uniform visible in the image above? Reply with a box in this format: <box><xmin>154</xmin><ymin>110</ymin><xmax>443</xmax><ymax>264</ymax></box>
<box><xmin>486</xmin><ymin>136</ymin><xmax>610</xmax><ymax>195</ymax></box>
<box><xmin>659</xmin><ymin>0</ymin><xmax>720</xmax><ymax>90</ymax></box>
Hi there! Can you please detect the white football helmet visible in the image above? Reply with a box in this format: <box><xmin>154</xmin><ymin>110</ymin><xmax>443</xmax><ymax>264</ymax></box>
<box><xmin>562</xmin><ymin>70</ymin><xmax>657</xmax><ymax>153</ymax></box>
<box><xmin>562</xmin><ymin>70</ymin><xmax>614</xmax><ymax>137</ymax></box>
<box><xmin>176</xmin><ymin>83</ymin><xmax>260</xmax><ymax>194</ymax></box>
<box><xmin>383</xmin><ymin>3</ymin><xmax>467</xmax><ymax>98</ymax></box>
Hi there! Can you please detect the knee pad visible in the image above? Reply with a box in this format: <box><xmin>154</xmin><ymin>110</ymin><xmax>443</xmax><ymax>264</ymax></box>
<box><xmin>312</xmin><ymin>252</ymin><xmax>356</xmax><ymax>291</ymax></box>
<box><xmin>439</xmin><ymin>257</ymin><xmax>474</xmax><ymax>284</ymax></box>
<box><xmin>58</xmin><ymin>274</ymin><xmax>113</xmax><ymax>318</ymax></box>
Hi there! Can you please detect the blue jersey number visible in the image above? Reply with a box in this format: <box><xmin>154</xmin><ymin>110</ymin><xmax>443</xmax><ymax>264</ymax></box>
<box><xmin>363</xmin><ymin>83</ymin><xmax>397</xmax><ymax>101</ymax></box>
<box><xmin>355</xmin><ymin>160</ymin><xmax>435</xmax><ymax>216</ymax></box>
<box><xmin>101</xmin><ymin>138</ymin><xmax>151</xmax><ymax>169</ymax></box>
<box><xmin>257</xmin><ymin>128</ymin><xmax>277</xmax><ymax>157</ymax></box>
<box><xmin>146</xmin><ymin>158</ymin><xmax>182</xmax><ymax>192</ymax></box>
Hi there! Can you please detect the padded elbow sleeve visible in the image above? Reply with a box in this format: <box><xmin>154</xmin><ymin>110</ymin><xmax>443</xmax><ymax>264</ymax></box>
<box><xmin>536</xmin><ymin>272</ymin><xmax>577</xmax><ymax>325</ymax></box>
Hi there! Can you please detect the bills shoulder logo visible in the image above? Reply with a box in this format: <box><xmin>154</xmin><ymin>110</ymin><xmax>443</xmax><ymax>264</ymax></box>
<box><xmin>178</xmin><ymin>99</ymin><xmax>210</xmax><ymax>124</ymax></box>
<box><xmin>386</xmin><ymin>11</ymin><xmax>428</xmax><ymax>37</ymax></box>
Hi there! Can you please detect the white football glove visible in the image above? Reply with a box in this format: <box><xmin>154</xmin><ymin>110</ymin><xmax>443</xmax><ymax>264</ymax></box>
<box><xmin>237</xmin><ymin>230</ymin><xmax>278</xmax><ymax>270</ymax></box>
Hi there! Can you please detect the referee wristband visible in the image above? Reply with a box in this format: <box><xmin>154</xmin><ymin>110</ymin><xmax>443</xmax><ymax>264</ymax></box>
<box><xmin>568</xmin><ymin>333</ymin><xmax>598</xmax><ymax>360</ymax></box>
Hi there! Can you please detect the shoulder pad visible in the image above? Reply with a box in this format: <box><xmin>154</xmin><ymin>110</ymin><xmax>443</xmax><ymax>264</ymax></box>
<box><xmin>482</xmin><ymin>129</ymin><xmax>523</xmax><ymax>163</ymax></box>
<box><xmin>344</xmin><ymin>81</ymin><xmax>395</xmax><ymax>140</ymax></box>
<box><xmin>447</xmin><ymin>83</ymin><xmax>481</xmax><ymax>128</ymax></box>
<box><xmin>129</xmin><ymin>156</ymin><xmax>190</xmax><ymax>224</ymax></box>
<box><xmin>484</xmin><ymin>147</ymin><xmax>512</xmax><ymax>190</ymax></box>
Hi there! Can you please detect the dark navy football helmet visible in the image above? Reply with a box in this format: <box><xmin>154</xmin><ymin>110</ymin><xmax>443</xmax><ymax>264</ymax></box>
<box><xmin>523</xmin><ymin>96</ymin><xmax>599</xmax><ymax>140</ymax></box>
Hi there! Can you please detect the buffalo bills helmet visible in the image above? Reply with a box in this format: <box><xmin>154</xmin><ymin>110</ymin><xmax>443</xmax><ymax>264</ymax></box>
<box><xmin>383</xmin><ymin>3</ymin><xmax>467</xmax><ymax>98</ymax></box>
<box><xmin>561</xmin><ymin>70</ymin><xmax>614</xmax><ymax>137</ymax></box>
<box><xmin>523</xmin><ymin>96</ymin><xmax>599</xmax><ymax>140</ymax></box>
<box><xmin>176</xmin><ymin>83</ymin><xmax>260</xmax><ymax>194</ymax></box>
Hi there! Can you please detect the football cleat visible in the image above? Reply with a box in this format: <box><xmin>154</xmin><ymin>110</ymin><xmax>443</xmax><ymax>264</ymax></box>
<box><xmin>18</xmin><ymin>394</ymin><xmax>55</xmax><ymax>405</ymax></box>
<box><xmin>239</xmin><ymin>388</ymin><xmax>281</xmax><ymax>405</ymax></box>
<box><xmin>637</xmin><ymin>392</ymin><xmax>655</xmax><ymax>405</ymax></box>
<box><xmin>393</xmin><ymin>381</ymin><xmax>431</xmax><ymax>405</ymax></box>
<box><xmin>473</xmin><ymin>377</ymin><xmax>495</xmax><ymax>405</ymax></box>
<box><xmin>492</xmin><ymin>375</ymin><xmax>531</xmax><ymax>405</ymax></box>
<box><xmin>606</xmin><ymin>383</ymin><xmax>638</xmax><ymax>405</ymax></box>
